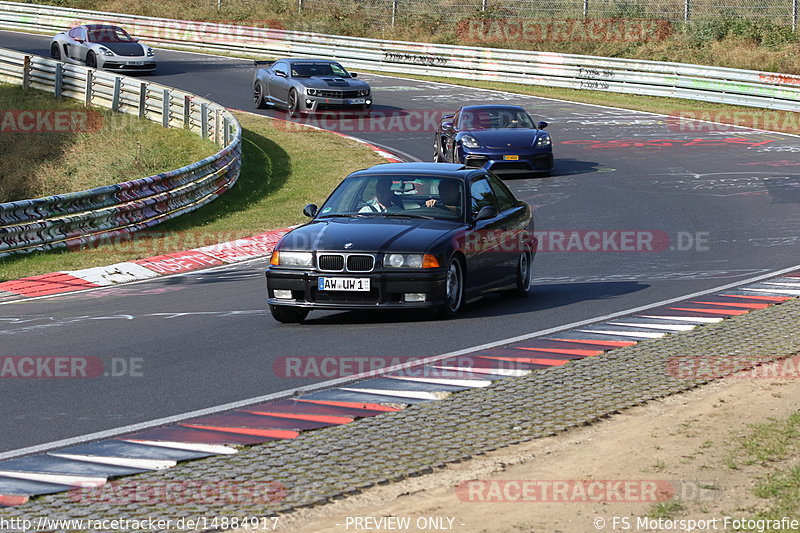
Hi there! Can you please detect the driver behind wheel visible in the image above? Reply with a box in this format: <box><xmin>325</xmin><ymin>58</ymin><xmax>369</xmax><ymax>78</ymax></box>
<box><xmin>359</xmin><ymin>177</ymin><xmax>404</xmax><ymax>212</ymax></box>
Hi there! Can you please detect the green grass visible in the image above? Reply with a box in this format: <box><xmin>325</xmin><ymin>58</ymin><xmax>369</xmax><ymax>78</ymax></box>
<box><xmin>731</xmin><ymin>411</ymin><xmax>800</xmax><ymax>530</ymax></box>
<box><xmin>648</xmin><ymin>499</ymin><xmax>686</xmax><ymax>520</ymax></box>
<box><xmin>0</xmin><ymin>83</ymin><xmax>216</xmax><ymax>203</ymax></box>
<box><xmin>0</xmin><ymin>111</ymin><xmax>385</xmax><ymax>280</ymax></box>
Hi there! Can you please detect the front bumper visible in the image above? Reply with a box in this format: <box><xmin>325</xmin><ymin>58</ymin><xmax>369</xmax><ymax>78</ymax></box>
<box><xmin>266</xmin><ymin>268</ymin><xmax>447</xmax><ymax>310</ymax></box>
<box><xmin>302</xmin><ymin>94</ymin><xmax>372</xmax><ymax>113</ymax></box>
<box><xmin>462</xmin><ymin>148</ymin><xmax>553</xmax><ymax>175</ymax></box>
<box><xmin>100</xmin><ymin>58</ymin><xmax>157</xmax><ymax>72</ymax></box>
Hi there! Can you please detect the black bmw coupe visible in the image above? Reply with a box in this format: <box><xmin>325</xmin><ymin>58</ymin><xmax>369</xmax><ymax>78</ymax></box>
<box><xmin>265</xmin><ymin>163</ymin><xmax>536</xmax><ymax>323</ymax></box>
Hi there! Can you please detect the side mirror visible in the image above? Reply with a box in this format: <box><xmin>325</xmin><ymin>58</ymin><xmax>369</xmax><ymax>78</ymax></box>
<box><xmin>303</xmin><ymin>204</ymin><xmax>318</xmax><ymax>218</ymax></box>
<box><xmin>474</xmin><ymin>206</ymin><xmax>497</xmax><ymax>221</ymax></box>
<box><xmin>74</xmin><ymin>38</ymin><xmax>84</xmax><ymax>43</ymax></box>
<box><xmin>537</xmin><ymin>121</ymin><xmax>548</xmax><ymax>130</ymax></box>
<box><xmin>350</xmin><ymin>72</ymin><xmax>358</xmax><ymax>77</ymax></box>
<box><xmin>441</xmin><ymin>121</ymin><xmax>455</xmax><ymax>132</ymax></box>
<box><xmin>275</xmin><ymin>70</ymin><xmax>287</xmax><ymax>78</ymax></box>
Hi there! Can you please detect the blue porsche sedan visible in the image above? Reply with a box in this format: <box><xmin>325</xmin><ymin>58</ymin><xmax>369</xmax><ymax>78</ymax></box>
<box><xmin>433</xmin><ymin>105</ymin><xmax>553</xmax><ymax>177</ymax></box>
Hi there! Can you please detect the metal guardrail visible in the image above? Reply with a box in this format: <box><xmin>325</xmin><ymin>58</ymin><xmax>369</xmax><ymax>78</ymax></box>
<box><xmin>1</xmin><ymin>1</ymin><xmax>799</xmax><ymax>113</ymax></box>
<box><xmin>0</xmin><ymin>46</ymin><xmax>242</xmax><ymax>258</ymax></box>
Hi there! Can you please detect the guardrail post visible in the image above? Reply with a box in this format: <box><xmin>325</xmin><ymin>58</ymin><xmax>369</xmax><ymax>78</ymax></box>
<box><xmin>162</xmin><ymin>88</ymin><xmax>170</xmax><ymax>128</ymax></box>
<box><xmin>223</xmin><ymin>117</ymin><xmax>231</xmax><ymax>146</ymax></box>
<box><xmin>793</xmin><ymin>0</ymin><xmax>797</xmax><ymax>31</ymax></box>
<box><xmin>298</xmin><ymin>0</ymin><xmax>303</xmax><ymax>13</ymax></box>
<box><xmin>22</xmin><ymin>55</ymin><xmax>30</xmax><ymax>90</ymax></box>
<box><xmin>84</xmin><ymin>69</ymin><xmax>93</xmax><ymax>106</ymax></box>
<box><xmin>583</xmin><ymin>0</ymin><xmax>588</xmax><ymax>18</ymax></box>
<box><xmin>200</xmin><ymin>102</ymin><xmax>209</xmax><ymax>140</ymax></box>
<box><xmin>214</xmin><ymin>109</ymin><xmax>221</xmax><ymax>145</ymax></box>
<box><xmin>684</xmin><ymin>0</ymin><xmax>690</xmax><ymax>22</ymax></box>
<box><xmin>54</xmin><ymin>62</ymin><xmax>63</xmax><ymax>98</ymax></box>
<box><xmin>184</xmin><ymin>95</ymin><xmax>191</xmax><ymax>129</ymax></box>
<box><xmin>112</xmin><ymin>77</ymin><xmax>122</xmax><ymax>112</ymax></box>
<box><xmin>138</xmin><ymin>82</ymin><xmax>147</xmax><ymax>119</ymax></box>
<box><xmin>481</xmin><ymin>0</ymin><xmax>488</xmax><ymax>12</ymax></box>
<box><xmin>391</xmin><ymin>0</ymin><xmax>397</xmax><ymax>27</ymax></box>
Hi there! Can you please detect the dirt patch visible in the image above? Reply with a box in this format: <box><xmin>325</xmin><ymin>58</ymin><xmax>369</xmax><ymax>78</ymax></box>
<box><xmin>257</xmin><ymin>362</ymin><xmax>800</xmax><ymax>533</ymax></box>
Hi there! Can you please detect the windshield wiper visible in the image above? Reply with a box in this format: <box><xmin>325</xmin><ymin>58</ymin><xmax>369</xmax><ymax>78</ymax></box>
<box><xmin>318</xmin><ymin>213</ymin><xmax>368</xmax><ymax>218</ymax></box>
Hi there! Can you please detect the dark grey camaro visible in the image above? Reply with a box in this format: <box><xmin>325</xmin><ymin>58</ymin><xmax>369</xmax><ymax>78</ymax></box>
<box><xmin>265</xmin><ymin>163</ymin><xmax>536</xmax><ymax>323</ymax></box>
<box><xmin>253</xmin><ymin>58</ymin><xmax>372</xmax><ymax>116</ymax></box>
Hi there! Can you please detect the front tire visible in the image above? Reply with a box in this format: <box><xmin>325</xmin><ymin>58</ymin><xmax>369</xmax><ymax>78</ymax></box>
<box><xmin>254</xmin><ymin>82</ymin><xmax>267</xmax><ymax>109</ymax></box>
<box><xmin>287</xmin><ymin>89</ymin><xmax>300</xmax><ymax>118</ymax></box>
<box><xmin>509</xmin><ymin>247</ymin><xmax>533</xmax><ymax>297</ymax></box>
<box><xmin>270</xmin><ymin>305</ymin><xmax>309</xmax><ymax>324</ymax></box>
<box><xmin>438</xmin><ymin>256</ymin><xmax>464</xmax><ymax>317</ymax></box>
<box><xmin>86</xmin><ymin>51</ymin><xmax>97</xmax><ymax>69</ymax></box>
<box><xmin>50</xmin><ymin>43</ymin><xmax>61</xmax><ymax>61</ymax></box>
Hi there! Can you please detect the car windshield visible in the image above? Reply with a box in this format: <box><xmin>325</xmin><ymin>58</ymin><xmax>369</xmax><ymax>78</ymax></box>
<box><xmin>317</xmin><ymin>175</ymin><xmax>464</xmax><ymax>221</ymax></box>
<box><xmin>459</xmin><ymin>107</ymin><xmax>535</xmax><ymax>130</ymax></box>
<box><xmin>87</xmin><ymin>26</ymin><xmax>136</xmax><ymax>43</ymax></box>
<box><xmin>291</xmin><ymin>62</ymin><xmax>349</xmax><ymax>78</ymax></box>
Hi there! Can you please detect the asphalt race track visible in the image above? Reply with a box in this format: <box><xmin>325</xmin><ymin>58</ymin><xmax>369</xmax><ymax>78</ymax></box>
<box><xmin>1</xmin><ymin>30</ymin><xmax>799</xmax><ymax>454</ymax></box>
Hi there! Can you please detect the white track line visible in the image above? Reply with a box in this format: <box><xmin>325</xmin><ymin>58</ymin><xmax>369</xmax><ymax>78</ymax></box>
<box><xmin>47</xmin><ymin>453</ymin><xmax>175</xmax><ymax>471</ymax></box>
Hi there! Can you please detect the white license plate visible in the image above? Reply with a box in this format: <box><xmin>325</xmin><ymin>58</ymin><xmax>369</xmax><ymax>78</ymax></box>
<box><xmin>348</xmin><ymin>98</ymin><xmax>366</xmax><ymax>105</ymax></box>
<box><xmin>318</xmin><ymin>277</ymin><xmax>370</xmax><ymax>291</ymax></box>
<box><xmin>127</xmin><ymin>61</ymin><xmax>145</xmax><ymax>65</ymax></box>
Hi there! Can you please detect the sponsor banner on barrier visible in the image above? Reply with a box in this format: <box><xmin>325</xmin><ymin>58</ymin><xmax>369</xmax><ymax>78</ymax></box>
<box><xmin>457</xmin><ymin>18</ymin><xmax>672</xmax><ymax>43</ymax></box>
<box><xmin>0</xmin><ymin>109</ymin><xmax>103</xmax><ymax>133</ymax></box>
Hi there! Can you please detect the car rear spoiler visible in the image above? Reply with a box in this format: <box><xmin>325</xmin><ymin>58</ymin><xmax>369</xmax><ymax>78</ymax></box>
<box><xmin>254</xmin><ymin>60</ymin><xmax>275</xmax><ymax>67</ymax></box>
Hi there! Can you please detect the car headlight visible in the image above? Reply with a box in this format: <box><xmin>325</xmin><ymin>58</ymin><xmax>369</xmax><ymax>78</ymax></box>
<box><xmin>461</xmin><ymin>135</ymin><xmax>481</xmax><ymax>149</ymax></box>
<box><xmin>307</xmin><ymin>88</ymin><xmax>319</xmax><ymax>96</ymax></box>
<box><xmin>146</xmin><ymin>48</ymin><xmax>155</xmax><ymax>57</ymax></box>
<box><xmin>535</xmin><ymin>134</ymin><xmax>552</xmax><ymax>147</ymax></box>
<box><xmin>270</xmin><ymin>251</ymin><xmax>313</xmax><ymax>267</ymax></box>
<box><xmin>99</xmin><ymin>46</ymin><xmax>114</xmax><ymax>56</ymax></box>
<box><xmin>383</xmin><ymin>253</ymin><xmax>439</xmax><ymax>269</ymax></box>
<box><xmin>358</xmin><ymin>89</ymin><xmax>370</xmax><ymax>96</ymax></box>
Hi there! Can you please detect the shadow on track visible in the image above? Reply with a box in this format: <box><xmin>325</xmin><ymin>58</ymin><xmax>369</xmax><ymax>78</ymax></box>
<box><xmin>298</xmin><ymin>280</ymin><xmax>649</xmax><ymax>325</ymax></box>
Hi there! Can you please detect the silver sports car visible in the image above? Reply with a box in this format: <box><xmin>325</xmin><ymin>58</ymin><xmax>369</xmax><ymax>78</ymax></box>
<box><xmin>50</xmin><ymin>24</ymin><xmax>156</xmax><ymax>73</ymax></box>
<box><xmin>253</xmin><ymin>58</ymin><xmax>372</xmax><ymax>116</ymax></box>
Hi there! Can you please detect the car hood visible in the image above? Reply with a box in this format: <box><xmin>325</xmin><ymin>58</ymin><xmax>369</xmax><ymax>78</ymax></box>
<box><xmin>92</xmin><ymin>42</ymin><xmax>146</xmax><ymax>57</ymax></box>
<box><xmin>297</xmin><ymin>77</ymin><xmax>370</xmax><ymax>90</ymax></box>
<box><xmin>463</xmin><ymin>129</ymin><xmax>543</xmax><ymax>149</ymax></box>
<box><xmin>278</xmin><ymin>217</ymin><xmax>462</xmax><ymax>253</ymax></box>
